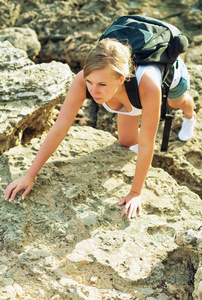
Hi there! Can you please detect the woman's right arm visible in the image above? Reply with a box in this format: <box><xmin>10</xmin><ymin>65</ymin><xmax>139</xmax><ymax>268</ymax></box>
<box><xmin>4</xmin><ymin>70</ymin><xmax>87</xmax><ymax>202</ymax></box>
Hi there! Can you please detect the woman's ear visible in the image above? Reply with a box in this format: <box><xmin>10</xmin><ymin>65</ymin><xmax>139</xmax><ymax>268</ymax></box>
<box><xmin>119</xmin><ymin>76</ymin><xmax>125</xmax><ymax>85</ymax></box>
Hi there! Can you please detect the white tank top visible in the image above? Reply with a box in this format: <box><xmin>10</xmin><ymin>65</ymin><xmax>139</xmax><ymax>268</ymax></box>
<box><xmin>102</xmin><ymin>63</ymin><xmax>180</xmax><ymax>116</ymax></box>
<box><xmin>102</xmin><ymin>65</ymin><xmax>162</xmax><ymax>116</ymax></box>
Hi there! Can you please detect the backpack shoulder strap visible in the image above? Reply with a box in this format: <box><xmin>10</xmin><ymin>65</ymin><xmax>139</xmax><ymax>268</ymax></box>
<box><xmin>161</xmin><ymin>64</ymin><xmax>175</xmax><ymax>120</ymax></box>
<box><xmin>160</xmin><ymin>63</ymin><xmax>175</xmax><ymax>151</ymax></box>
<box><xmin>124</xmin><ymin>75</ymin><xmax>142</xmax><ymax>109</ymax></box>
<box><xmin>86</xmin><ymin>87</ymin><xmax>92</xmax><ymax>100</ymax></box>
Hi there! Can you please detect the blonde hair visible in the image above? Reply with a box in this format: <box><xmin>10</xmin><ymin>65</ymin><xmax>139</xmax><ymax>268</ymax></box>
<box><xmin>83</xmin><ymin>38</ymin><xmax>134</xmax><ymax>80</ymax></box>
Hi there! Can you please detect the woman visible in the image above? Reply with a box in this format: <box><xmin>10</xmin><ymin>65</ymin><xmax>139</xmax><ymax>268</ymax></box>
<box><xmin>4</xmin><ymin>38</ymin><xmax>196</xmax><ymax>218</ymax></box>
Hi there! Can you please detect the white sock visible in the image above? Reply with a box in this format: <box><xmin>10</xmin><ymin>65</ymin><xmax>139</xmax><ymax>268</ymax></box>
<box><xmin>129</xmin><ymin>144</ymin><xmax>138</xmax><ymax>154</ymax></box>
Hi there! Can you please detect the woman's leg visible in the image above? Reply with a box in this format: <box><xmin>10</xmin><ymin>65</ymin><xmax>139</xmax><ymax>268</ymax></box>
<box><xmin>168</xmin><ymin>92</ymin><xmax>194</xmax><ymax>119</ymax></box>
<box><xmin>167</xmin><ymin>56</ymin><xmax>196</xmax><ymax>141</ymax></box>
<box><xmin>168</xmin><ymin>93</ymin><xmax>196</xmax><ymax>141</ymax></box>
<box><xmin>117</xmin><ymin>114</ymin><xmax>140</xmax><ymax>147</ymax></box>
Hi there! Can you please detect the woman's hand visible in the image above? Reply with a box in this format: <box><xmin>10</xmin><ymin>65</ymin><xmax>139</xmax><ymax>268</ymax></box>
<box><xmin>118</xmin><ymin>192</ymin><xmax>141</xmax><ymax>218</ymax></box>
<box><xmin>4</xmin><ymin>173</ymin><xmax>34</xmax><ymax>202</ymax></box>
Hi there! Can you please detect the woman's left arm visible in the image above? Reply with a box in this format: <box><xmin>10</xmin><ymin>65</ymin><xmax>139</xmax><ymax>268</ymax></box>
<box><xmin>118</xmin><ymin>68</ymin><xmax>161</xmax><ymax>218</ymax></box>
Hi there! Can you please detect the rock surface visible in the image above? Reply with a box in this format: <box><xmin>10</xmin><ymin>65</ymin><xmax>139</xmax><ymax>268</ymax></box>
<box><xmin>0</xmin><ymin>0</ymin><xmax>201</xmax><ymax>69</ymax></box>
<box><xmin>0</xmin><ymin>27</ymin><xmax>41</xmax><ymax>59</ymax></box>
<box><xmin>175</xmin><ymin>227</ymin><xmax>202</xmax><ymax>300</ymax></box>
<box><xmin>0</xmin><ymin>41</ymin><xmax>74</xmax><ymax>155</ymax></box>
<box><xmin>0</xmin><ymin>126</ymin><xmax>201</xmax><ymax>299</ymax></box>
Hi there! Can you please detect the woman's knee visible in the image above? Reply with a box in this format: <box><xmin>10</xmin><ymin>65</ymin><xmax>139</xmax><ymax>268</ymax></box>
<box><xmin>168</xmin><ymin>98</ymin><xmax>180</xmax><ymax>109</ymax></box>
<box><xmin>118</xmin><ymin>136</ymin><xmax>130</xmax><ymax>147</ymax></box>
<box><xmin>117</xmin><ymin>115</ymin><xmax>140</xmax><ymax>147</ymax></box>
<box><xmin>118</xmin><ymin>130</ymin><xmax>139</xmax><ymax>147</ymax></box>
<box><xmin>168</xmin><ymin>93</ymin><xmax>193</xmax><ymax>109</ymax></box>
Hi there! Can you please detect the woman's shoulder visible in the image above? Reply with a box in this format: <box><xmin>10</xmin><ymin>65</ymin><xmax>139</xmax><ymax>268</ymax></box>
<box><xmin>67</xmin><ymin>69</ymin><xmax>86</xmax><ymax>100</ymax></box>
<box><xmin>71</xmin><ymin>70</ymin><xmax>86</xmax><ymax>89</ymax></box>
<box><xmin>75</xmin><ymin>69</ymin><xmax>85</xmax><ymax>81</ymax></box>
<box><xmin>138</xmin><ymin>65</ymin><xmax>162</xmax><ymax>108</ymax></box>
<box><xmin>136</xmin><ymin>64</ymin><xmax>163</xmax><ymax>85</ymax></box>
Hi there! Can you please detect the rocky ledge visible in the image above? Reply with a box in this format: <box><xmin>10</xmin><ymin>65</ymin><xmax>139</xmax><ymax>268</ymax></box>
<box><xmin>0</xmin><ymin>126</ymin><xmax>201</xmax><ymax>299</ymax></box>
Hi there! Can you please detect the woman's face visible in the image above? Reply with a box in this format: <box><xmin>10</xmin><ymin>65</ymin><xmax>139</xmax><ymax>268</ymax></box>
<box><xmin>85</xmin><ymin>67</ymin><xmax>124</xmax><ymax>104</ymax></box>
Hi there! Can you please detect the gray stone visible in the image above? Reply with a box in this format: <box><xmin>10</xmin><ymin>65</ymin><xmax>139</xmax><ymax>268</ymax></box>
<box><xmin>0</xmin><ymin>41</ymin><xmax>74</xmax><ymax>155</ymax></box>
<box><xmin>0</xmin><ymin>27</ymin><xmax>41</xmax><ymax>59</ymax></box>
<box><xmin>0</xmin><ymin>126</ymin><xmax>201</xmax><ymax>299</ymax></box>
<box><xmin>157</xmin><ymin>294</ymin><xmax>168</xmax><ymax>300</ymax></box>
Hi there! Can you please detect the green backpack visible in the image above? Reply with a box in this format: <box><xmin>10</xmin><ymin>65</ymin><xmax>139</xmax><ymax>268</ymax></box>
<box><xmin>99</xmin><ymin>15</ymin><xmax>188</xmax><ymax>151</ymax></box>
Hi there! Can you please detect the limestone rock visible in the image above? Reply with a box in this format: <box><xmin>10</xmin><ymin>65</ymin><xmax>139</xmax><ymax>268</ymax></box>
<box><xmin>14</xmin><ymin>0</ymin><xmax>127</xmax><ymax>68</ymax></box>
<box><xmin>175</xmin><ymin>227</ymin><xmax>202</xmax><ymax>300</ymax></box>
<box><xmin>194</xmin><ymin>266</ymin><xmax>202</xmax><ymax>300</ymax></box>
<box><xmin>0</xmin><ymin>126</ymin><xmax>201</xmax><ymax>299</ymax></box>
<box><xmin>0</xmin><ymin>0</ymin><xmax>201</xmax><ymax>69</ymax></box>
<box><xmin>0</xmin><ymin>41</ymin><xmax>74</xmax><ymax>155</ymax></box>
<box><xmin>0</xmin><ymin>27</ymin><xmax>41</xmax><ymax>59</ymax></box>
<box><xmin>0</xmin><ymin>1</ymin><xmax>21</xmax><ymax>28</ymax></box>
